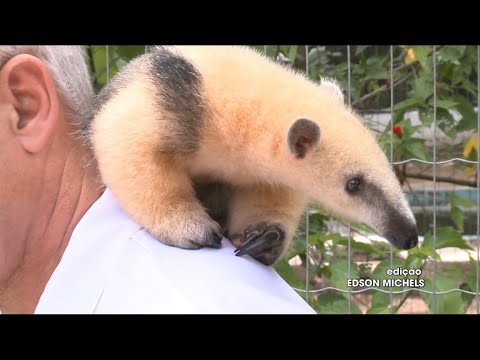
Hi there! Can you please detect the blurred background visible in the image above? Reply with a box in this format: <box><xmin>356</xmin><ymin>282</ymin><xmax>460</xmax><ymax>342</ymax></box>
<box><xmin>86</xmin><ymin>45</ymin><xmax>479</xmax><ymax>314</ymax></box>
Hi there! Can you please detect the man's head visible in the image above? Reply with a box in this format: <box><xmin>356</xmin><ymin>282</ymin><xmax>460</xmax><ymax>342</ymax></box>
<box><xmin>0</xmin><ymin>46</ymin><xmax>95</xmax><ymax>298</ymax></box>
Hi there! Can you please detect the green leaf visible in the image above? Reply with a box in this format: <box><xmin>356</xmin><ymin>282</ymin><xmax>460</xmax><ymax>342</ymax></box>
<box><xmin>311</xmin><ymin>233</ymin><xmax>347</xmax><ymax>246</ymax></box>
<box><xmin>307</xmin><ymin>47</ymin><xmax>326</xmax><ymax>71</ymax></box>
<box><xmin>412</xmin><ymin>46</ymin><xmax>430</xmax><ymax>69</ymax></box>
<box><xmin>420</xmin><ymin>276</ymin><xmax>465</xmax><ymax>314</ymax></box>
<box><xmin>355</xmin><ymin>45</ymin><xmax>369</xmax><ymax>55</ymax></box>
<box><xmin>328</xmin><ymin>258</ymin><xmax>359</xmax><ymax>293</ymax></box>
<box><xmin>436</xmin><ymin>227</ymin><xmax>460</xmax><ymax>245</ymax></box>
<box><xmin>466</xmin><ymin>256</ymin><xmax>478</xmax><ymax>295</ymax></box>
<box><xmin>449</xmin><ymin>192</ymin><xmax>476</xmax><ymax>208</ymax></box>
<box><xmin>465</xmin><ymin>146</ymin><xmax>478</xmax><ymax>161</ymax></box>
<box><xmin>419</xmin><ymin>109</ymin><xmax>434</xmax><ymax>126</ymax></box>
<box><xmin>404</xmin><ymin>140</ymin><xmax>429</xmax><ymax>161</ymax></box>
<box><xmin>391</xmin><ymin>97</ymin><xmax>422</xmax><ymax>112</ymax></box>
<box><xmin>404</xmin><ymin>252</ymin><xmax>420</xmax><ymax>268</ymax></box>
<box><xmin>368</xmin><ymin>239</ymin><xmax>395</xmax><ymax>253</ymax></box>
<box><xmin>436</xmin><ymin>227</ymin><xmax>473</xmax><ymax>250</ymax></box>
<box><xmin>437</xmin><ymin>62</ymin><xmax>454</xmax><ymax>81</ymax></box>
<box><xmin>370</xmin><ymin>259</ymin><xmax>408</xmax><ymax>292</ymax></box>
<box><xmin>422</xmin><ymin>231</ymin><xmax>432</xmax><ymax>248</ymax></box>
<box><xmin>117</xmin><ymin>45</ymin><xmax>145</xmax><ymax>61</ymax></box>
<box><xmin>460</xmin><ymin>286</ymin><xmax>476</xmax><ymax>310</ymax></box>
<box><xmin>318</xmin><ymin>297</ymin><xmax>362</xmax><ymax>314</ymax></box>
<box><xmin>273</xmin><ymin>259</ymin><xmax>305</xmax><ymax>290</ymax></box>
<box><xmin>460</xmin><ymin>78</ymin><xmax>479</xmax><ymax>98</ymax></box>
<box><xmin>451</xmin><ymin>65</ymin><xmax>465</xmax><ymax>85</ymax></box>
<box><xmin>337</xmin><ymin>238</ymin><xmax>381</xmax><ymax>255</ymax></box>
<box><xmin>420</xmin><ymin>227</ymin><xmax>471</xmax><ymax>252</ymax></box>
<box><xmin>287</xmin><ymin>46</ymin><xmax>298</xmax><ymax>63</ymax></box>
<box><xmin>436</xmin><ymin>99</ymin><xmax>458</xmax><ymax>110</ymax></box>
<box><xmin>284</xmin><ymin>237</ymin><xmax>307</xmax><ymax>259</ymax></box>
<box><xmin>91</xmin><ymin>45</ymin><xmax>107</xmax><ymax>86</ymax></box>
<box><xmin>265</xmin><ymin>45</ymin><xmax>279</xmax><ymax>59</ymax></box>
<box><xmin>418</xmin><ymin>245</ymin><xmax>435</xmax><ymax>258</ymax></box>
<box><xmin>434</xmin><ymin>108</ymin><xmax>457</xmax><ymax>138</ymax></box>
<box><xmin>436</xmin><ymin>238</ymin><xmax>473</xmax><ymax>251</ymax></box>
<box><xmin>450</xmin><ymin>205</ymin><xmax>464</xmax><ymax>232</ymax></box>
<box><xmin>367</xmin><ymin>257</ymin><xmax>425</xmax><ymax>315</ymax></box>
<box><xmin>439</xmin><ymin>46</ymin><xmax>466</xmax><ymax>62</ymax></box>
<box><xmin>367</xmin><ymin>306</ymin><xmax>391</xmax><ymax>314</ymax></box>
<box><xmin>366</xmin><ymin>70</ymin><xmax>389</xmax><ymax>80</ymax></box>
<box><xmin>410</xmin><ymin>73</ymin><xmax>433</xmax><ymax>100</ymax></box>
<box><xmin>371</xmin><ymin>290</ymin><xmax>390</xmax><ymax>310</ymax></box>
<box><xmin>317</xmin><ymin>292</ymin><xmax>344</xmax><ymax>306</ymax></box>
<box><xmin>307</xmin><ymin>298</ymin><xmax>322</xmax><ymax>313</ymax></box>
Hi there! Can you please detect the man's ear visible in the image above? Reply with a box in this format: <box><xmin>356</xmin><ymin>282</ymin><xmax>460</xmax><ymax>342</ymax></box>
<box><xmin>1</xmin><ymin>54</ymin><xmax>60</xmax><ymax>153</ymax></box>
<box><xmin>287</xmin><ymin>118</ymin><xmax>321</xmax><ymax>159</ymax></box>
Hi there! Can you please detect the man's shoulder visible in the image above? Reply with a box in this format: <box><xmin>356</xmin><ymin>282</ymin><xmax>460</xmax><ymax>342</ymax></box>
<box><xmin>95</xmin><ymin>229</ymin><xmax>315</xmax><ymax>314</ymax></box>
<box><xmin>36</xmin><ymin>189</ymin><xmax>315</xmax><ymax>314</ymax></box>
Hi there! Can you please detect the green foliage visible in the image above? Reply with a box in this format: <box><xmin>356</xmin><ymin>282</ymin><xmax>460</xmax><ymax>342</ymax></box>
<box><xmin>367</xmin><ymin>259</ymin><xmax>403</xmax><ymax>314</ymax></box>
<box><xmin>448</xmin><ymin>189</ymin><xmax>476</xmax><ymax>233</ymax></box>
<box><xmin>86</xmin><ymin>46</ymin><xmax>145</xmax><ymax>92</ymax></box>
<box><xmin>282</xmin><ymin>211</ymin><xmax>476</xmax><ymax>314</ymax></box>
<box><xmin>317</xmin><ymin>295</ymin><xmax>362</xmax><ymax>314</ymax></box>
<box><xmin>421</xmin><ymin>276</ymin><xmax>465</xmax><ymax>314</ymax></box>
<box><xmin>253</xmin><ymin>45</ymin><xmax>478</xmax><ymax>314</ymax></box>
<box><xmin>86</xmin><ymin>45</ymin><xmax>479</xmax><ymax>314</ymax></box>
<box><xmin>422</xmin><ymin>227</ymin><xmax>473</xmax><ymax>251</ymax></box>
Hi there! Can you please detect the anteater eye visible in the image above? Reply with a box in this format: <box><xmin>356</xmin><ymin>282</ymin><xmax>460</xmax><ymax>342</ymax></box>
<box><xmin>346</xmin><ymin>177</ymin><xmax>361</xmax><ymax>193</ymax></box>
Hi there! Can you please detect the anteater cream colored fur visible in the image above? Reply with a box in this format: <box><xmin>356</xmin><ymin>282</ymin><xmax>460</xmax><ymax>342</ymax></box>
<box><xmin>90</xmin><ymin>46</ymin><xmax>418</xmax><ymax>266</ymax></box>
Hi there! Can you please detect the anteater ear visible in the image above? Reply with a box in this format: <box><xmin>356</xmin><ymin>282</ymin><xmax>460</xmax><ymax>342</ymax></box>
<box><xmin>287</xmin><ymin>118</ymin><xmax>321</xmax><ymax>159</ymax></box>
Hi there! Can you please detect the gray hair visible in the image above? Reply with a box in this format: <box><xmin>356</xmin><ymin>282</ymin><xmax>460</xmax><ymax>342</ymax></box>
<box><xmin>0</xmin><ymin>46</ymin><xmax>94</xmax><ymax>138</ymax></box>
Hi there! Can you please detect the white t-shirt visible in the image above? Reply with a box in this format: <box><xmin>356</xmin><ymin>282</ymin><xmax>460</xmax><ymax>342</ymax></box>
<box><xmin>35</xmin><ymin>189</ymin><xmax>316</xmax><ymax>314</ymax></box>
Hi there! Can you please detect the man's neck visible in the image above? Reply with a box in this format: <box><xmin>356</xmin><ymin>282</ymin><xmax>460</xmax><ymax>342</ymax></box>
<box><xmin>0</xmin><ymin>148</ymin><xmax>102</xmax><ymax>314</ymax></box>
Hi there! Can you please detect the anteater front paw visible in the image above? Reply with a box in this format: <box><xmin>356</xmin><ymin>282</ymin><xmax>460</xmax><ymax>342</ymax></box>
<box><xmin>149</xmin><ymin>212</ymin><xmax>223</xmax><ymax>250</ymax></box>
<box><xmin>231</xmin><ymin>222</ymin><xmax>286</xmax><ymax>266</ymax></box>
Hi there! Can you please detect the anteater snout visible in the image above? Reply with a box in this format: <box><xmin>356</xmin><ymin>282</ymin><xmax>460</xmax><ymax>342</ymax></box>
<box><xmin>405</xmin><ymin>232</ymin><xmax>418</xmax><ymax>249</ymax></box>
<box><xmin>399</xmin><ymin>230</ymin><xmax>418</xmax><ymax>250</ymax></box>
<box><xmin>386</xmin><ymin>227</ymin><xmax>418</xmax><ymax>250</ymax></box>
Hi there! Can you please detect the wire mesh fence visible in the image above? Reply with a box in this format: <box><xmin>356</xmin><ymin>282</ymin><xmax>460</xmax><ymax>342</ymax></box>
<box><xmin>264</xmin><ymin>46</ymin><xmax>480</xmax><ymax>313</ymax></box>
<box><xmin>288</xmin><ymin>45</ymin><xmax>478</xmax><ymax>314</ymax></box>
<box><xmin>98</xmin><ymin>45</ymin><xmax>479</xmax><ymax>314</ymax></box>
